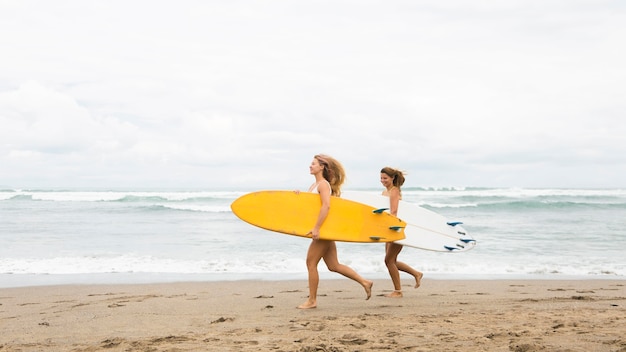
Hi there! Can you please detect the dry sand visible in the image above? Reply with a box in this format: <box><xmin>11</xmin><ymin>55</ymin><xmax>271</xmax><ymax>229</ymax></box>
<box><xmin>0</xmin><ymin>279</ymin><xmax>624</xmax><ymax>351</ymax></box>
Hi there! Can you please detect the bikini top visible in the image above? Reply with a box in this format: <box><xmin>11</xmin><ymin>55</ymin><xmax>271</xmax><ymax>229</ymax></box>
<box><xmin>309</xmin><ymin>180</ymin><xmax>331</xmax><ymax>194</ymax></box>
<box><xmin>382</xmin><ymin>186</ymin><xmax>402</xmax><ymax>200</ymax></box>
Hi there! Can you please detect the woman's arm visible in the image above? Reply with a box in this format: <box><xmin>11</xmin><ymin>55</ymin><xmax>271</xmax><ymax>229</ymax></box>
<box><xmin>310</xmin><ymin>181</ymin><xmax>331</xmax><ymax>240</ymax></box>
<box><xmin>388</xmin><ymin>187</ymin><xmax>400</xmax><ymax>216</ymax></box>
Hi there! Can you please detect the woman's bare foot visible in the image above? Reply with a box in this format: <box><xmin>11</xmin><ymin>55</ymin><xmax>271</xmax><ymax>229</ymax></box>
<box><xmin>384</xmin><ymin>290</ymin><xmax>403</xmax><ymax>298</ymax></box>
<box><xmin>364</xmin><ymin>280</ymin><xmax>373</xmax><ymax>300</ymax></box>
<box><xmin>297</xmin><ymin>300</ymin><xmax>317</xmax><ymax>309</ymax></box>
<box><xmin>414</xmin><ymin>272</ymin><xmax>424</xmax><ymax>288</ymax></box>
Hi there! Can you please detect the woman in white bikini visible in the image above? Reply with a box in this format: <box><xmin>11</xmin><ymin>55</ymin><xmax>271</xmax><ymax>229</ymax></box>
<box><xmin>297</xmin><ymin>154</ymin><xmax>373</xmax><ymax>309</ymax></box>
<box><xmin>380</xmin><ymin>167</ymin><xmax>423</xmax><ymax>298</ymax></box>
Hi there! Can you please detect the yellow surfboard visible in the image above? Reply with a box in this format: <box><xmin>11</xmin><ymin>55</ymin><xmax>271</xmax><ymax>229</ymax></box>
<box><xmin>231</xmin><ymin>190</ymin><xmax>406</xmax><ymax>243</ymax></box>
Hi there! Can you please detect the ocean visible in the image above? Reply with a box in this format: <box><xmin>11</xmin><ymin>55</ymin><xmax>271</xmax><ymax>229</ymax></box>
<box><xmin>1</xmin><ymin>187</ymin><xmax>624</xmax><ymax>288</ymax></box>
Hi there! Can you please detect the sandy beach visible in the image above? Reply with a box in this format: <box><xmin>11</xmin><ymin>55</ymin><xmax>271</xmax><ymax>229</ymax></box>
<box><xmin>0</xmin><ymin>279</ymin><xmax>624</xmax><ymax>351</ymax></box>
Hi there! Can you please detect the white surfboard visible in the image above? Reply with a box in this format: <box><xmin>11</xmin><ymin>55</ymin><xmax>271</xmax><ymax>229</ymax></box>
<box><xmin>342</xmin><ymin>191</ymin><xmax>476</xmax><ymax>252</ymax></box>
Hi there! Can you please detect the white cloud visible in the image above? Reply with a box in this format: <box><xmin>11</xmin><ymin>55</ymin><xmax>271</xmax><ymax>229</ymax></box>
<box><xmin>0</xmin><ymin>0</ymin><xmax>625</xmax><ymax>189</ymax></box>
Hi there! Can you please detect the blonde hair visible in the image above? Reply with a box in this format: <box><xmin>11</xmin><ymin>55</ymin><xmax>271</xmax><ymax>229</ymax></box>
<box><xmin>314</xmin><ymin>154</ymin><xmax>346</xmax><ymax>196</ymax></box>
<box><xmin>381</xmin><ymin>166</ymin><xmax>405</xmax><ymax>189</ymax></box>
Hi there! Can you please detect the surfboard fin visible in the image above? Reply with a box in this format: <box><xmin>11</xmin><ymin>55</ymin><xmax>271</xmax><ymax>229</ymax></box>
<box><xmin>373</xmin><ymin>208</ymin><xmax>389</xmax><ymax>214</ymax></box>
<box><xmin>444</xmin><ymin>245</ymin><xmax>460</xmax><ymax>251</ymax></box>
<box><xmin>447</xmin><ymin>221</ymin><xmax>463</xmax><ymax>226</ymax></box>
<box><xmin>460</xmin><ymin>238</ymin><xmax>476</xmax><ymax>243</ymax></box>
<box><xmin>369</xmin><ymin>236</ymin><xmax>382</xmax><ymax>241</ymax></box>
<box><xmin>388</xmin><ymin>226</ymin><xmax>404</xmax><ymax>231</ymax></box>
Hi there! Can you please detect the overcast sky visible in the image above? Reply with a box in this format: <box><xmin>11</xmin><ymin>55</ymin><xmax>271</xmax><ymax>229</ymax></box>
<box><xmin>1</xmin><ymin>0</ymin><xmax>625</xmax><ymax>190</ymax></box>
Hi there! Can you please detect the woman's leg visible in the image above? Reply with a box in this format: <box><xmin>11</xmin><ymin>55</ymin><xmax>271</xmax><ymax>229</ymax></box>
<box><xmin>393</xmin><ymin>244</ymin><xmax>423</xmax><ymax>288</ymax></box>
<box><xmin>322</xmin><ymin>241</ymin><xmax>373</xmax><ymax>300</ymax></box>
<box><xmin>297</xmin><ymin>239</ymin><xmax>330</xmax><ymax>309</ymax></box>
<box><xmin>397</xmin><ymin>260</ymin><xmax>423</xmax><ymax>288</ymax></box>
<box><xmin>385</xmin><ymin>242</ymin><xmax>404</xmax><ymax>297</ymax></box>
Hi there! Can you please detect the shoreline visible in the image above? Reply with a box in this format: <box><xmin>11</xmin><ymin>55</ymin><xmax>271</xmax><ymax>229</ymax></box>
<box><xmin>2</xmin><ymin>272</ymin><xmax>624</xmax><ymax>289</ymax></box>
<box><xmin>1</xmin><ymin>279</ymin><xmax>624</xmax><ymax>351</ymax></box>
